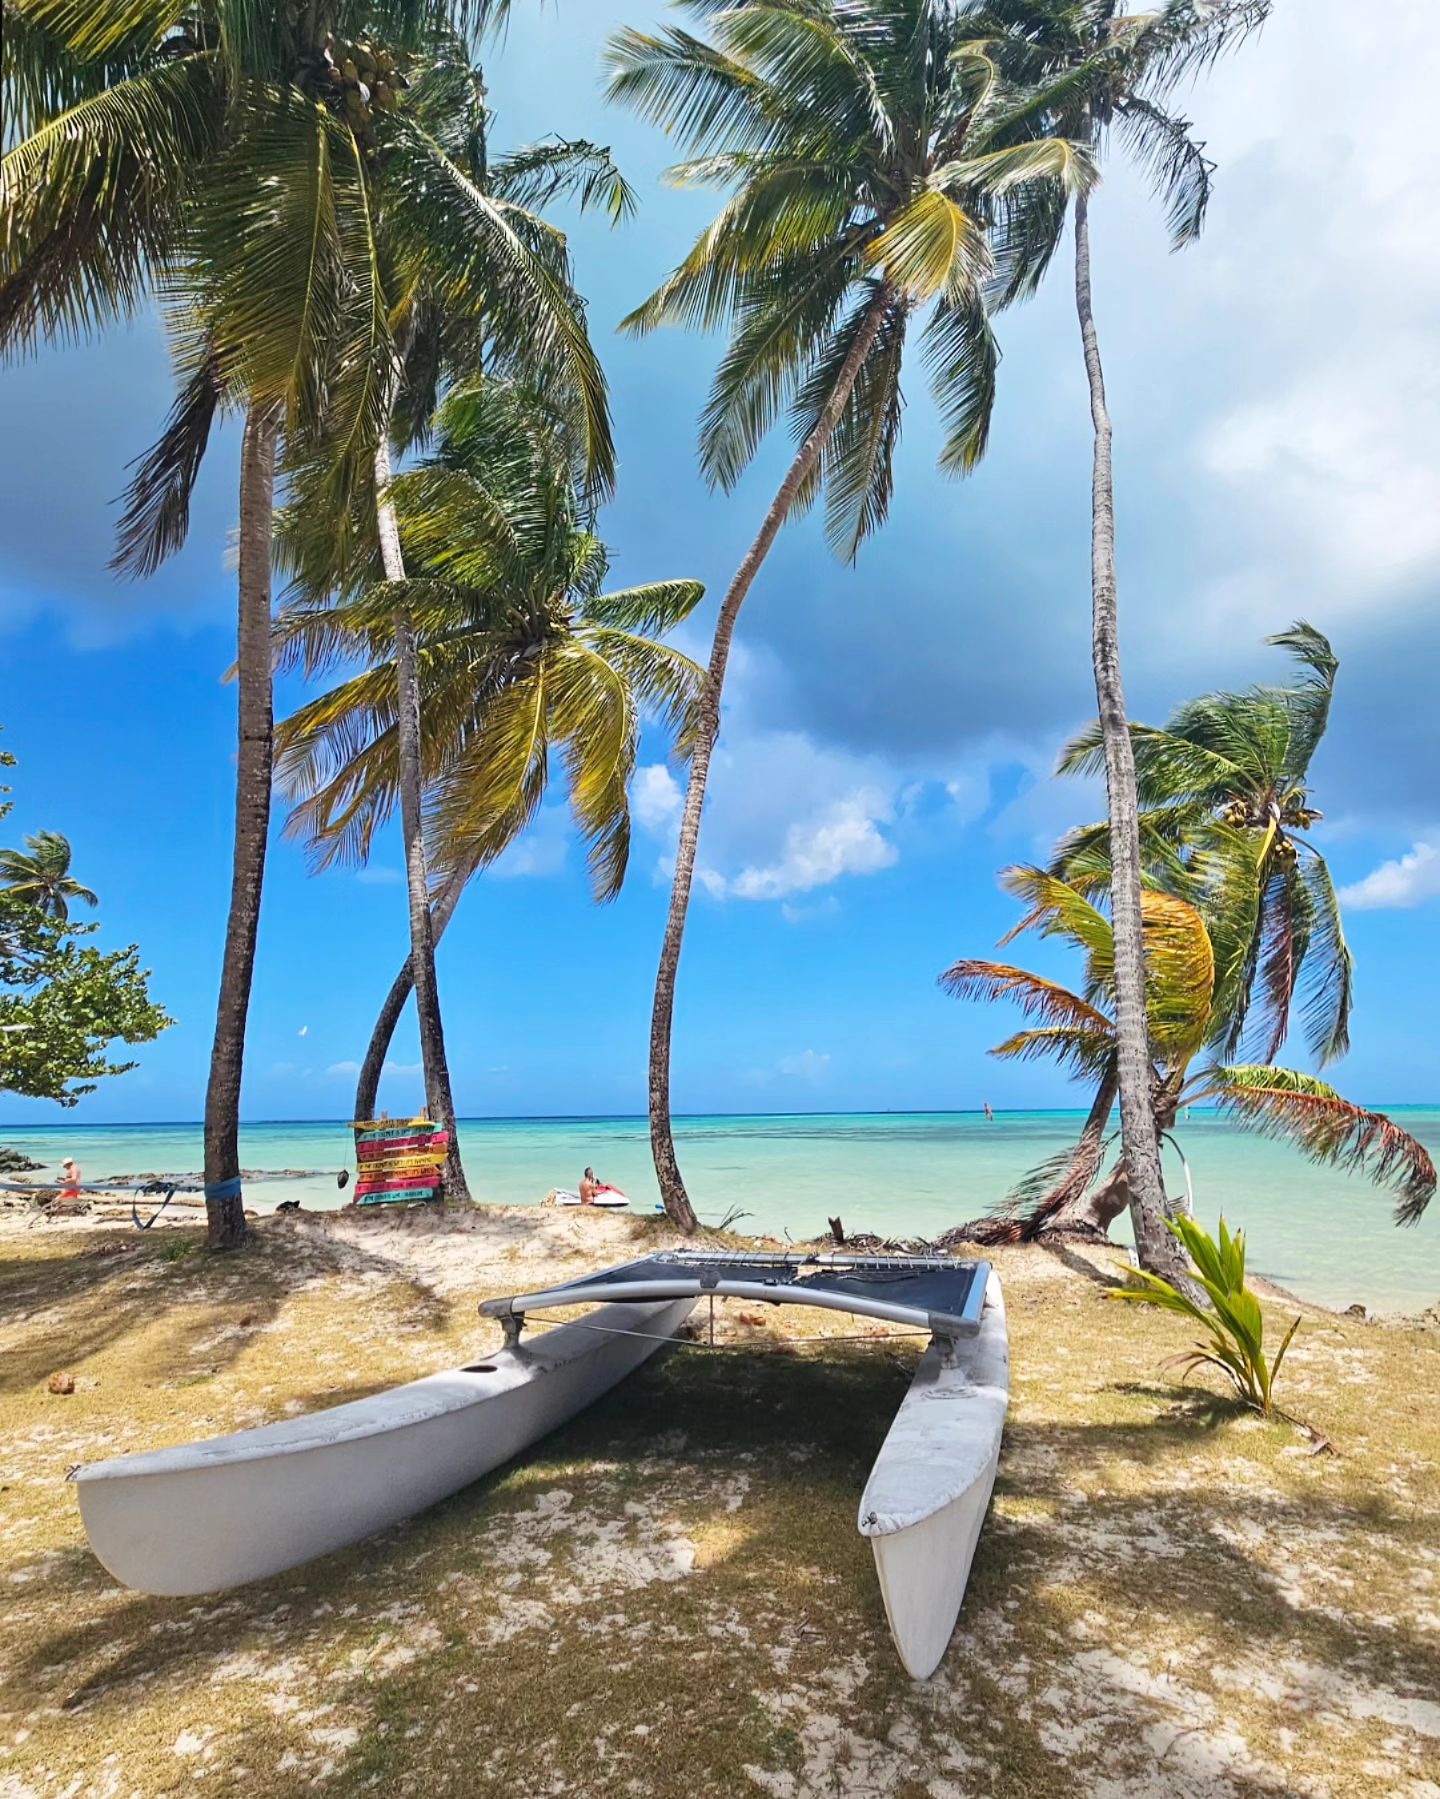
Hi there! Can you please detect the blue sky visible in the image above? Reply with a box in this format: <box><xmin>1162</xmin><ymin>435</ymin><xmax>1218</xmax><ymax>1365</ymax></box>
<box><xmin>2</xmin><ymin>0</ymin><xmax>1437</xmax><ymax>1124</ymax></box>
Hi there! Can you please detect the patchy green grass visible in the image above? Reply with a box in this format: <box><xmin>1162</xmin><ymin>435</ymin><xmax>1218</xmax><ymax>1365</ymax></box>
<box><xmin>0</xmin><ymin>1209</ymin><xmax>1435</xmax><ymax>1798</ymax></box>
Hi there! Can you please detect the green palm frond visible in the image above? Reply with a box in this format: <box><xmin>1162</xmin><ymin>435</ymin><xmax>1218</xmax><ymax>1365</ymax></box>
<box><xmin>0</xmin><ymin>52</ymin><xmax>219</xmax><ymax>354</ymax></box>
<box><xmin>548</xmin><ymin>639</ymin><xmax>636</xmax><ymax>901</ymax></box>
<box><xmin>997</xmin><ymin>865</ymin><xmax>1115</xmax><ymax>962</ymax></box>
<box><xmin>609</xmin><ymin>0</ymin><xmax>1088</xmax><ymax>546</ymax></box>
<box><xmin>426</xmin><ymin>665</ymin><xmax>550</xmax><ymax>872</ymax></box>
<box><xmin>1048</xmin><ymin>806</ymin><xmax>1208</xmax><ymax>896</ymax></box>
<box><xmin>384</xmin><ymin>116</ymin><xmax>615</xmax><ymax>497</ymax></box>
<box><xmin>111</xmin><ymin>330</ymin><xmax>227</xmax><ymax>576</ymax></box>
<box><xmin>1058</xmin><ymin>719</ymin><xmax>1244</xmax><ymax>806</ymax></box>
<box><xmin>922</xmin><ymin>291</ymin><xmax>999</xmax><ymax>475</ymax></box>
<box><xmin>490</xmin><ymin>138</ymin><xmax>638</xmax><ymax>224</ymax></box>
<box><xmin>793</xmin><ymin>286</ymin><xmax>907</xmax><ymax>560</ymax></box>
<box><xmin>583</xmin><ymin>581</ymin><xmax>706</xmax><ymax>636</ymax></box>
<box><xmin>696</xmin><ymin>240</ymin><xmax>860</xmax><ymax>489</ymax></box>
<box><xmin>1295</xmin><ymin>847</ymin><xmax>1353</xmax><ymax>1064</ymax></box>
<box><xmin>275</xmin><ymin>379</ymin><xmax>700</xmax><ymax>896</ymax></box>
<box><xmin>1266</xmin><ymin>619</ymin><xmax>1337</xmax><ymax>778</ymax></box>
<box><xmin>1114</xmin><ymin>94</ymin><xmax>1213</xmax><ymax>248</ymax></box>
<box><xmin>184</xmin><ymin>87</ymin><xmax>348</xmax><ymax>430</ymax></box>
<box><xmin>867</xmin><ymin>188</ymin><xmax>990</xmax><ymax>304</ymax></box>
<box><xmin>604</xmin><ymin>24</ymin><xmax>807</xmax><ymax>163</ymax></box>
<box><xmin>0</xmin><ymin>829</ymin><xmax>98</xmax><ymax>920</ymax></box>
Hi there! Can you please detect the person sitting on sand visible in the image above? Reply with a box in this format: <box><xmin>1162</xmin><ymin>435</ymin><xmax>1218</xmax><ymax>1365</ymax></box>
<box><xmin>579</xmin><ymin>1167</ymin><xmax>599</xmax><ymax>1206</ymax></box>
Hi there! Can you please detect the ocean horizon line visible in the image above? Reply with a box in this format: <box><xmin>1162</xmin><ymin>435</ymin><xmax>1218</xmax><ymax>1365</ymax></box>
<box><xmin>2</xmin><ymin>1102</ymin><xmax>1436</xmax><ymax>1132</ymax></box>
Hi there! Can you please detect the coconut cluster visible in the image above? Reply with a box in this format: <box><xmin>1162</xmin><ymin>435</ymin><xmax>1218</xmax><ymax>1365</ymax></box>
<box><xmin>316</xmin><ymin>34</ymin><xmax>410</xmax><ymax>136</ymax></box>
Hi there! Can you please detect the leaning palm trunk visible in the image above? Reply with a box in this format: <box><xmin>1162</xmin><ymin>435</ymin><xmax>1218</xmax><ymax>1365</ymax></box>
<box><xmin>353</xmin><ymin>862</ymin><xmax>469</xmax><ymax>1123</ymax></box>
<box><xmin>375</xmin><ymin>430</ymin><xmax>471</xmax><ymax>1204</ymax></box>
<box><xmin>650</xmin><ymin>288</ymin><xmax>891</xmax><ymax>1229</ymax></box>
<box><xmin>204</xmin><ymin>403</ymin><xmax>280</xmax><ymax>1251</ymax></box>
<box><xmin>1073</xmin><ymin>194</ymin><xmax>1188</xmax><ymax>1285</ymax></box>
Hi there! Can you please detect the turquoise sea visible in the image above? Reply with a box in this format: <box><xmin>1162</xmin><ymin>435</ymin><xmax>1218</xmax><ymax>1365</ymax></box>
<box><xmin>3</xmin><ymin>1110</ymin><xmax>1436</xmax><ymax>1315</ymax></box>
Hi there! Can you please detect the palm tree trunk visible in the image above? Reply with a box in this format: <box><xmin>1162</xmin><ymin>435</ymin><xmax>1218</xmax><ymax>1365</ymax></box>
<box><xmin>354</xmin><ymin>862</ymin><xmax>469</xmax><ymax>1123</ymax></box>
<box><xmin>650</xmin><ymin>286</ymin><xmax>892</xmax><ymax>1230</ymax></box>
<box><xmin>375</xmin><ymin>431</ymin><xmax>471</xmax><ymax>1204</ymax></box>
<box><xmin>203</xmin><ymin>402</ymin><xmax>280</xmax><ymax>1251</ymax></box>
<box><xmin>1073</xmin><ymin>194</ymin><xmax>1189</xmax><ymax>1285</ymax></box>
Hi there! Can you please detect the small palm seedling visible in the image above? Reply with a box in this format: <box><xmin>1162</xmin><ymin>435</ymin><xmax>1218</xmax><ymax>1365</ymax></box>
<box><xmin>1109</xmin><ymin>1214</ymin><xmax>1300</xmax><ymax>1419</ymax></box>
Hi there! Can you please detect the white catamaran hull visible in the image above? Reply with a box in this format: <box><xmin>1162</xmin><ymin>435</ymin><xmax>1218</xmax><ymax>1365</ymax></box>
<box><xmin>74</xmin><ymin>1296</ymin><xmax>696</xmax><ymax>1597</ymax></box>
<box><xmin>858</xmin><ymin>1271</ymin><xmax>1009</xmax><ymax>1678</ymax></box>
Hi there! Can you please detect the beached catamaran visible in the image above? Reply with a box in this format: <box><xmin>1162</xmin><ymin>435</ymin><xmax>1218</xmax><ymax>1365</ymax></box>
<box><xmin>72</xmin><ymin>1251</ymin><xmax>1007</xmax><ymax>1678</ymax></box>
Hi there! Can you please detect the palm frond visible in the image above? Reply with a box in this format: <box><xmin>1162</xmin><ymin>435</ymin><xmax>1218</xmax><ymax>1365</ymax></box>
<box><xmin>1204</xmin><ymin>1072</ymin><xmax>1435</xmax><ymax>1226</ymax></box>
<box><xmin>1295</xmin><ymin>846</ymin><xmax>1353</xmax><ymax>1065</ymax></box>
<box><xmin>1267</xmin><ymin>618</ymin><xmax>1337</xmax><ymax>778</ymax></box>
<box><xmin>583</xmin><ymin>581</ymin><xmax>706</xmax><ymax>635</ymax></box>
<box><xmin>1114</xmin><ymin>94</ymin><xmax>1212</xmax><ymax>247</ymax></box>
<box><xmin>111</xmin><ymin>331</ymin><xmax>226</xmax><ymax>575</ymax></box>
<box><xmin>978</xmin><ymin>1064</ymin><xmax>1120</xmax><ymax>1243</ymax></box>
<box><xmin>490</xmin><ymin>137</ymin><xmax>638</xmax><ymax>224</ymax></box>
<box><xmin>0</xmin><ymin>52</ymin><xmax>219</xmax><ymax>355</ymax></box>
<box><xmin>922</xmin><ymin>290</ymin><xmax>999</xmax><ymax>475</ymax></box>
<box><xmin>938</xmin><ymin>957</ymin><xmax>1113</xmax><ymax>1031</ymax></box>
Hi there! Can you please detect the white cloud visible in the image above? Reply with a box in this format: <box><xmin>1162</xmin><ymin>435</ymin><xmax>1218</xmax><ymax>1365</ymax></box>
<box><xmin>727</xmin><ymin>791</ymin><xmax>898</xmax><ymax>900</ymax></box>
<box><xmin>778</xmin><ymin>1049</ymin><xmax>831</xmax><ymax>1080</ymax></box>
<box><xmin>355</xmin><ymin>866</ymin><xmax>403</xmax><ymax>886</ymax></box>
<box><xmin>1340</xmin><ymin>839</ymin><xmax>1440</xmax><ymax>911</ymax></box>
<box><xmin>1200</xmin><ymin>359</ymin><xmax>1440</xmax><ymax>598</ymax></box>
<box><xmin>633</xmin><ymin>764</ymin><xmax>683</xmax><ymax>835</ymax></box>
<box><xmin>326</xmin><ymin>1060</ymin><xmax>361</xmax><ymax>1078</ymax></box>
<box><xmin>1173</xmin><ymin>1</ymin><xmax>1440</xmax><ymax>621</ymax></box>
<box><xmin>635</xmin><ymin>727</ymin><xmax>904</xmax><ymax>904</ymax></box>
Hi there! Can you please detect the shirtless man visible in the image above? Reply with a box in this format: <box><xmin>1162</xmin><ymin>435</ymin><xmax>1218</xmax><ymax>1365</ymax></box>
<box><xmin>578</xmin><ymin>1166</ymin><xmax>599</xmax><ymax>1206</ymax></box>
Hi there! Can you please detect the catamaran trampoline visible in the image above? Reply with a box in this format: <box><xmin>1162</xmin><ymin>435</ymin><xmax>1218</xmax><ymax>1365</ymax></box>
<box><xmin>479</xmin><ymin>1248</ymin><xmax>991</xmax><ymax>1341</ymax></box>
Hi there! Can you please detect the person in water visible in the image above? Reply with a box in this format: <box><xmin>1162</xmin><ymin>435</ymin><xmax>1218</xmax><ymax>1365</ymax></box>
<box><xmin>579</xmin><ymin>1166</ymin><xmax>599</xmax><ymax>1206</ymax></box>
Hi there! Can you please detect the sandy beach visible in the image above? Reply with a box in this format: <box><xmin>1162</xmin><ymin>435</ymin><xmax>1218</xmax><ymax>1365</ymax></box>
<box><xmin>2</xmin><ymin>1203</ymin><xmax>1436</xmax><ymax>1798</ymax></box>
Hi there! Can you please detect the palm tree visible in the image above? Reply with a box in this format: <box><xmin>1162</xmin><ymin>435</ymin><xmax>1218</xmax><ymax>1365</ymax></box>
<box><xmin>343</xmin><ymin>44</ymin><xmax>631</xmax><ymax>1200</ymax></box>
<box><xmin>958</xmin><ymin>0</ymin><xmax>1272</xmax><ymax>1281</ymax></box>
<box><xmin>1051</xmin><ymin>621</ymin><xmax>1353</xmax><ymax>1066</ymax></box>
<box><xmin>3</xmin><ymin>2</ymin><xmax>610</xmax><ymax>1244</ymax></box>
<box><xmin>606</xmin><ymin>0</ymin><xmax>1096</xmax><ymax>1228</ymax></box>
<box><xmin>940</xmin><ymin>865</ymin><xmax>1434</xmax><ymax>1240</ymax></box>
<box><xmin>0</xmin><ymin>832</ymin><xmax>98</xmax><ymax>922</ymax></box>
<box><xmin>273</xmin><ymin>379</ymin><xmax>705</xmax><ymax>1134</ymax></box>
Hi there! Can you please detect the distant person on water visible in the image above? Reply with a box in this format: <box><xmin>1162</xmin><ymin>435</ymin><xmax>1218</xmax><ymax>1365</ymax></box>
<box><xmin>983</xmin><ymin>1102</ymin><xmax>994</xmax><ymax>1122</ymax></box>
<box><xmin>579</xmin><ymin>1166</ymin><xmax>599</xmax><ymax>1206</ymax></box>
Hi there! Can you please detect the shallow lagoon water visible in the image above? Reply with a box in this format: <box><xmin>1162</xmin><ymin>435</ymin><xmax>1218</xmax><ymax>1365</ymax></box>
<box><xmin>3</xmin><ymin>1109</ymin><xmax>1436</xmax><ymax>1314</ymax></box>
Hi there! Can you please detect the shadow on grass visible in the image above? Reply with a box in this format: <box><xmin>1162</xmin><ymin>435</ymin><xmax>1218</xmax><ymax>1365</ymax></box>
<box><xmin>0</xmin><ymin>1220</ymin><xmax>460</xmax><ymax>1397</ymax></box>
<box><xmin>8</xmin><ymin>1326</ymin><xmax>1437</xmax><ymax>1798</ymax></box>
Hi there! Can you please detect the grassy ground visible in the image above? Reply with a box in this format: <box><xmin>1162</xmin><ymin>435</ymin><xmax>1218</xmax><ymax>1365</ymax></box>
<box><xmin>0</xmin><ymin>1205</ymin><xmax>1436</xmax><ymax>1799</ymax></box>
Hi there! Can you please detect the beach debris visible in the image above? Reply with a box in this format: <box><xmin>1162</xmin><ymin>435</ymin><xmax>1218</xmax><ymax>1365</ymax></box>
<box><xmin>47</xmin><ymin>1371</ymin><xmax>76</xmax><ymax>1396</ymax></box>
<box><xmin>1344</xmin><ymin>1303</ymin><xmax>1367</xmax><ymax>1320</ymax></box>
<box><xmin>239</xmin><ymin>1313</ymin><xmax>258</xmax><ymax>1329</ymax></box>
